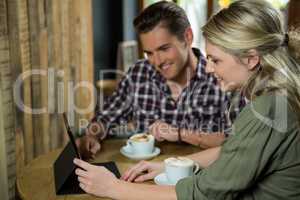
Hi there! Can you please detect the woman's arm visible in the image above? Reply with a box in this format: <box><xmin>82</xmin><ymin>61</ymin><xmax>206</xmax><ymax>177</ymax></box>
<box><xmin>186</xmin><ymin>146</ymin><xmax>221</xmax><ymax>168</ymax></box>
<box><xmin>112</xmin><ymin>181</ymin><xmax>176</xmax><ymax>200</ymax></box>
<box><xmin>121</xmin><ymin>146</ymin><xmax>221</xmax><ymax>184</ymax></box>
<box><xmin>74</xmin><ymin>158</ymin><xmax>177</xmax><ymax>200</ymax></box>
<box><xmin>73</xmin><ymin>146</ymin><xmax>221</xmax><ymax>199</ymax></box>
<box><xmin>181</xmin><ymin>129</ymin><xmax>226</xmax><ymax>149</ymax></box>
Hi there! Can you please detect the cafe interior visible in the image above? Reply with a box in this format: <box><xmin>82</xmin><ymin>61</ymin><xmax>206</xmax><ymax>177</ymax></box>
<box><xmin>0</xmin><ymin>0</ymin><xmax>300</xmax><ymax>200</ymax></box>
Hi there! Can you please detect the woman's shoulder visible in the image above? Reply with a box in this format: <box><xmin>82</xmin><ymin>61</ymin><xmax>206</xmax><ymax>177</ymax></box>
<box><xmin>242</xmin><ymin>94</ymin><xmax>289</xmax><ymax>117</ymax></box>
<box><xmin>235</xmin><ymin>93</ymin><xmax>298</xmax><ymax>133</ymax></box>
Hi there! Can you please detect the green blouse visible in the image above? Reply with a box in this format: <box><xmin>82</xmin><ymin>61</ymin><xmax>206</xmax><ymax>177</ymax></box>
<box><xmin>176</xmin><ymin>94</ymin><xmax>300</xmax><ymax>200</ymax></box>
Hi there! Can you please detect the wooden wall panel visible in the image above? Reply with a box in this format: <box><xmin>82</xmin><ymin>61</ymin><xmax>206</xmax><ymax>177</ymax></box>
<box><xmin>288</xmin><ymin>0</ymin><xmax>300</xmax><ymax>27</ymax></box>
<box><xmin>5</xmin><ymin>0</ymin><xmax>95</xmax><ymax>161</ymax></box>
<box><xmin>28</xmin><ymin>0</ymin><xmax>46</xmax><ymax>156</ymax></box>
<box><xmin>18</xmin><ymin>0</ymin><xmax>34</xmax><ymax>161</ymax></box>
<box><xmin>69</xmin><ymin>0</ymin><xmax>82</xmax><ymax>129</ymax></box>
<box><xmin>39</xmin><ymin>29</ymin><xmax>51</xmax><ymax>152</ymax></box>
<box><xmin>0</xmin><ymin>35</ymin><xmax>15</xmax><ymax>200</ymax></box>
<box><xmin>48</xmin><ymin>0</ymin><xmax>62</xmax><ymax>150</ymax></box>
<box><xmin>0</xmin><ymin>0</ymin><xmax>7</xmax><ymax>36</ymax></box>
<box><xmin>7</xmin><ymin>0</ymin><xmax>34</xmax><ymax>162</ymax></box>
<box><xmin>77</xmin><ymin>0</ymin><xmax>95</xmax><ymax>122</ymax></box>
<box><xmin>0</xmin><ymin>1</ymin><xmax>16</xmax><ymax>199</ymax></box>
<box><xmin>1</xmin><ymin>0</ymin><xmax>95</xmax><ymax>197</ymax></box>
<box><xmin>6</xmin><ymin>1</ymin><xmax>26</xmax><ymax>187</ymax></box>
<box><xmin>207</xmin><ymin>0</ymin><xmax>214</xmax><ymax>19</ymax></box>
<box><xmin>0</xmin><ymin>74</ymin><xmax>10</xmax><ymax>200</ymax></box>
<box><xmin>60</xmin><ymin>0</ymin><xmax>71</xmax><ymax>144</ymax></box>
<box><xmin>70</xmin><ymin>0</ymin><xmax>94</xmax><ymax>131</ymax></box>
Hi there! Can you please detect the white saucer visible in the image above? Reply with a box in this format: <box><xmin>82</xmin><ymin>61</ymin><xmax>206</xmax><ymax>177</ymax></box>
<box><xmin>120</xmin><ymin>146</ymin><xmax>160</xmax><ymax>160</ymax></box>
<box><xmin>154</xmin><ymin>173</ymin><xmax>174</xmax><ymax>186</ymax></box>
<box><xmin>154</xmin><ymin>169</ymin><xmax>200</xmax><ymax>186</ymax></box>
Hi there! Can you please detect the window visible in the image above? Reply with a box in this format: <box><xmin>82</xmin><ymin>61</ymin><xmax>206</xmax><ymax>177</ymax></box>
<box><xmin>143</xmin><ymin>0</ymin><xmax>175</xmax><ymax>8</ymax></box>
<box><xmin>178</xmin><ymin>0</ymin><xmax>208</xmax><ymax>51</ymax></box>
<box><xmin>216</xmin><ymin>0</ymin><xmax>289</xmax><ymax>9</ymax></box>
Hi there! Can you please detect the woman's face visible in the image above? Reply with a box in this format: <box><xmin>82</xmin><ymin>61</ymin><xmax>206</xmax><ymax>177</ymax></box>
<box><xmin>205</xmin><ymin>40</ymin><xmax>257</xmax><ymax>91</ymax></box>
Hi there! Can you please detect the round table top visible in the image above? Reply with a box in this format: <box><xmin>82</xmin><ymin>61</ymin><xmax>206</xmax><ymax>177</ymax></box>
<box><xmin>17</xmin><ymin>139</ymin><xmax>200</xmax><ymax>200</ymax></box>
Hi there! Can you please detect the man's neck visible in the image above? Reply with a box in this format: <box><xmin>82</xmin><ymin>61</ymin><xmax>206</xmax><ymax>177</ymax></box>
<box><xmin>167</xmin><ymin>48</ymin><xmax>198</xmax><ymax>101</ymax></box>
<box><xmin>172</xmin><ymin>48</ymin><xmax>198</xmax><ymax>87</ymax></box>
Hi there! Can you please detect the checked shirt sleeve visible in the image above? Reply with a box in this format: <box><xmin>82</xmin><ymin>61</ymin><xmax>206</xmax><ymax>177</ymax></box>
<box><xmin>91</xmin><ymin>68</ymin><xmax>135</xmax><ymax>136</ymax></box>
<box><xmin>186</xmin><ymin>53</ymin><xmax>245</xmax><ymax>134</ymax></box>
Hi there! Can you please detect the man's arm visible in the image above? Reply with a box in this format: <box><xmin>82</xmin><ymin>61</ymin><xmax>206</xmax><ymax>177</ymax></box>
<box><xmin>76</xmin><ymin>67</ymin><xmax>136</xmax><ymax>158</ymax></box>
<box><xmin>150</xmin><ymin>121</ymin><xmax>225</xmax><ymax>149</ymax></box>
<box><xmin>88</xmin><ymin>67</ymin><xmax>136</xmax><ymax>138</ymax></box>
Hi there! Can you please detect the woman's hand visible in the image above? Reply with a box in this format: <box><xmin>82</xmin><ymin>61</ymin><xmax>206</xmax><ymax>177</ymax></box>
<box><xmin>74</xmin><ymin>158</ymin><xmax>118</xmax><ymax>197</ymax></box>
<box><xmin>121</xmin><ymin>161</ymin><xmax>164</xmax><ymax>182</ymax></box>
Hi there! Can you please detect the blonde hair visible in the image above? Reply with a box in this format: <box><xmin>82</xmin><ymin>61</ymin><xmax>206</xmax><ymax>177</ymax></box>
<box><xmin>202</xmin><ymin>0</ymin><xmax>300</xmax><ymax>122</ymax></box>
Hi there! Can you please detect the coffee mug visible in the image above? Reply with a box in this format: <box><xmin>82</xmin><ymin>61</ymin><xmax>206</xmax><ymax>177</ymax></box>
<box><xmin>164</xmin><ymin>157</ymin><xmax>200</xmax><ymax>184</ymax></box>
<box><xmin>126</xmin><ymin>134</ymin><xmax>154</xmax><ymax>155</ymax></box>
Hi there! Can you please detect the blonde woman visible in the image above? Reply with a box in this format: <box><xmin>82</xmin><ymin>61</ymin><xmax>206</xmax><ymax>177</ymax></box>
<box><xmin>73</xmin><ymin>0</ymin><xmax>300</xmax><ymax>199</ymax></box>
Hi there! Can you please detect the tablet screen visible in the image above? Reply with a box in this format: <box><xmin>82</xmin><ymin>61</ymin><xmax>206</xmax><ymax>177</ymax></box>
<box><xmin>62</xmin><ymin>113</ymin><xmax>81</xmax><ymax>159</ymax></box>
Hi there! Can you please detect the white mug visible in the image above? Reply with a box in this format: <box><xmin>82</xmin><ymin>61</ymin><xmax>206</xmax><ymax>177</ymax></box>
<box><xmin>125</xmin><ymin>134</ymin><xmax>154</xmax><ymax>155</ymax></box>
<box><xmin>164</xmin><ymin>157</ymin><xmax>200</xmax><ymax>184</ymax></box>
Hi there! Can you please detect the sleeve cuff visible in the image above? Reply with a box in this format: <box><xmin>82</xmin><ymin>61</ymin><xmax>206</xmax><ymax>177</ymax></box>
<box><xmin>175</xmin><ymin>176</ymin><xmax>194</xmax><ymax>200</ymax></box>
<box><xmin>86</xmin><ymin>118</ymin><xmax>108</xmax><ymax>140</ymax></box>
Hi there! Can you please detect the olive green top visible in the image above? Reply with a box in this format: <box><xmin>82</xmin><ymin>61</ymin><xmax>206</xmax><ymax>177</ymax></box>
<box><xmin>176</xmin><ymin>95</ymin><xmax>300</xmax><ymax>200</ymax></box>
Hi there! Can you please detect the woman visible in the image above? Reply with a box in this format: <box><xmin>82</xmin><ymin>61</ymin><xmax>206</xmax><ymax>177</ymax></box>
<box><xmin>73</xmin><ymin>0</ymin><xmax>300</xmax><ymax>199</ymax></box>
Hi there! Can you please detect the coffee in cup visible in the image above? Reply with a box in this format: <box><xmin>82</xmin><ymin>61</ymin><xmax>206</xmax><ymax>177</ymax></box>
<box><xmin>164</xmin><ymin>157</ymin><xmax>199</xmax><ymax>184</ymax></box>
<box><xmin>130</xmin><ymin>134</ymin><xmax>151</xmax><ymax>142</ymax></box>
<box><xmin>126</xmin><ymin>134</ymin><xmax>154</xmax><ymax>155</ymax></box>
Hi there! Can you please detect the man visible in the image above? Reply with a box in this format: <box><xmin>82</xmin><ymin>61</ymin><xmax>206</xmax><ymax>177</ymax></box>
<box><xmin>77</xmin><ymin>1</ymin><xmax>244</xmax><ymax>159</ymax></box>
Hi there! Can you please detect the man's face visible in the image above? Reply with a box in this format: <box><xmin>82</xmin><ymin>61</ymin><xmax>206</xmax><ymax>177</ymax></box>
<box><xmin>140</xmin><ymin>26</ymin><xmax>190</xmax><ymax>81</ymax></box>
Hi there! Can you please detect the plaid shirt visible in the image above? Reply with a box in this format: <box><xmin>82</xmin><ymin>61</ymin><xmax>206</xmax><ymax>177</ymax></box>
<box><xmin>93</xmin><ymin>48</ymin><xmax>245</xmax><ymax>136</ymax></box>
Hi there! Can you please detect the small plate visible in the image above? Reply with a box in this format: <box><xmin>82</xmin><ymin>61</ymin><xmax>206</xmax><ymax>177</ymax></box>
<box><xmin>120</xmin><ymin>146</ymin><xmax>160</xmax><ymax>160</ymax></box>
<box><xmin>154</xmin><ymin>173</ymin><xmax>174</xmax><ymax>186</ymax></box>
<box><xmin>154</xmin><ymin>167</ymin><xmax>200</xmax><ymax>186</ymax></box>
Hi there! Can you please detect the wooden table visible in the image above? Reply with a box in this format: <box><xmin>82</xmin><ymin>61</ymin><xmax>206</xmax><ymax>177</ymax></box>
<box><xmin>17</xmin><ymin>139</ymin><xmax>200</xmax><ymax>200</ymax></box>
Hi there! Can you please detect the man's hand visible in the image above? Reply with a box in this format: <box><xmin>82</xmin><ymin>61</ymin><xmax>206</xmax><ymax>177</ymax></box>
<box><xmin>149</xmin><ymin>121</ymin><xmax>179</xmax><ymax>142</ymax></box>
<box><xmin>75</xmin><ymin>135</ymin><xmax>101</xmax><ymax>160</ymax></box>
<box><xmin>74</xmin><ymin>158</ymin><xmax>118</xmax><ymax>198</ymax></box>
<box><xmin>121</xmin><ymin>161</ymin><xmax>164</xmax><ymax>182</ymax></box>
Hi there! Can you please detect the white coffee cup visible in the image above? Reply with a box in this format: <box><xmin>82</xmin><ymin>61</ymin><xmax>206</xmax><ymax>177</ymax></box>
<box><xmin>164</xmin><ymin>157</ymin><xmax>199</xmax><ymax>184</ymax></box>
<box><xmin>125</xmin><ymin>134</ymin><xmax>154</xmax><ymax>155</ymax></box>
